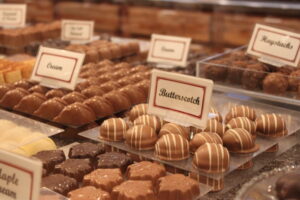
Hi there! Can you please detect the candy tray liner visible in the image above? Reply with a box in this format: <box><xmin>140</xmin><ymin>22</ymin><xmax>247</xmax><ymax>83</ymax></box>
<box><xmin>79</xmin><ymin>92</ymin><xmax>300</xmax><ymax>180</ymax></box>
<box><xmin>0</xmin><ymin>109</ymin><xmax>63</xmax><ymax>137</ymax></box>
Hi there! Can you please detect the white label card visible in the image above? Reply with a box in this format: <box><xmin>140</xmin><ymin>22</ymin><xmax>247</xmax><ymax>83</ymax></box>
<box><xmin>147</xmin><ymin>34</ymin><xmax>191</xmax><ymax>67</ymax></box>
<box><xmin>0</xmin><ymin>149</ymin><xmax>42</xmax><ymax>200</ymax></box>
<box><xmin>31</xmin><ymin>46</ymin><xmax>85</xmax><ymax>90</ymax></box>
<box><xmin>0</xmin><ymin>4</ymin><xmax>26</xmax><ymax>28</ymax></box>
<box><xmin>247</xmin><ymin>24</ymin><xmax>300</xmax><ymax>67</ymax></box>
<box><xmin>148</xmin><ymin>70</ymin><xmax>213</xmax><ymax>128</ymax></box>
<box><xmin>61</xmin><ymin>20</ymin><xmax>94</xmax><ymax>42</ymax></box>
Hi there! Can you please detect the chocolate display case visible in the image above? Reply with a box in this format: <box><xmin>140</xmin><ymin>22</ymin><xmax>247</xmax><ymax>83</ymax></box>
<box><xmin>196</xmin><ymin>46</ymin><xmax>300</xmax><ymax>107</ymax></box>
<box><xmin>78</xmin><ymin>92</ymin><xmax>300</xmax><ymax>194</ymax></box>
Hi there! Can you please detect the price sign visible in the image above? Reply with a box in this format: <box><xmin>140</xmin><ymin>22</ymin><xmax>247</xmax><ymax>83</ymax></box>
<box><xmin>31</xmin><ymin>46</ymin><xmax>85</xmax><ymax>90</ymax></box>
<box><xmin>0</xmin><ymin>149</ymin><xmax>42</xmax><ymax>200</ymax></box>
<box><xmin>247</xmin><ymin>24</ymin><xmax>300</xmax><ymax>67</ymax></box>
<box><xmin>61</xmin><ymin>20</ymin><xmax>94</xmax><ymax>42</ymax></box>
<box><xmin>0</xmin><ymin>4</ymin><xmax>26</xmax><ymax>28</ymax></box>
<box><xmin>147</xmin><ymin>34</ymin><xmax>191</xmax><ymax>67</ymax></box>
<box><xmin>148</xmin><ymin>69</ymin><xmax>213</xmax><ymax>128</ymax></box>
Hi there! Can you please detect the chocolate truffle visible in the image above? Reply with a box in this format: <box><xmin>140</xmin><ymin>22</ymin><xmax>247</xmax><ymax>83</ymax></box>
<box><xmin>263</xmin><ymin>73</ymin><xmax>288</xmax><ymax>95</ymax></box>
<box><xmin>32</xmin><ymin>149</ymin><xmax>66</xmax><ymax>172</ymax></box>
<box><xmin>68</xmin><ymin>186</ymin><xmax>111</xmax><ymax>200</ymax></box>
<box><xmin>45</xmin><ymin>88</ymin><xmax>67</xmax><ymax>99</ymax></box>
<box><xmin>204</xmin><ymin>119</ymin><xmax>226</xmax><ymax>138</ymax></box>
<box><xmin>34</xmin><ymin>97</ymin><xmax>67</xmax><ymax>120</ymax></box>
<box><xmin>111</xmin><ymin>180</ymin><xmax>156</xmax><ymax>200</ymax></box>
<box><xmin>209</xmin><ymin>107</ymin><xmax>223</xmax><ymax>122</ymax></box>
<box><xmin>69</xmin><ymin>142</ymin><xmax>105</xmax><ymax>161</ymax></box>
<box><xmin>223</xmin><ymin>128</ymin><xmax>259</xmax><ymax>153</ymax></box>
<box><xmin>13</xmin><ymin>80</ymin><xmax>33</xmax><ymax>89</ymax></box>
<box><xmin>126</xmin><ymin>161</ymin><xmax>166</xmax><ymax>184</ymax></box>
<box><xmin>14</xmin><ymin>93</ymin><xmax>47</xmax><ymax>114</ymax></box>
<box><xmin>204</xmin><ymin>59</ymin><xmax>228</xmax><ymax>81</ymax></box>
<box><xmin>83</xmin><ymin>169</ymin><xmax>123</xmax><ymax>192</ymax></box>
<box><xmin>227</xmin><ymin>61</ymin><xmax>247</xmax><ymax>84</ymax></box>
<box><xmin>225</xmin><ymin>105</ymin><xmax>256</xmax><ymax>123</ymax></box>
<box><xmin>118</xmin><ymin>85</ymin><xmax>146</xmax><ymax>105</ymax></box>
<box><xmin>288</xmin><ymin>69</ymin><xmax>300</xmax><ymax>91</ymax></box>
<box><xmin>155</xmin><ymin>134</ymin><xmax>190</xmax><ymax>161</ymax></box>
<box><xmin>28</xmin><ymin>85</ymin><xmax>49</xmax><ymax>94</ymax></box>
<box><xmin>0</xmin><ymin>88</ymin><xmax>29</xmax><ymax>108</ymax></box>
<box><xmin>98</xmin><ymin>81</ymin><xmax>121</xmax><ymax>93</ymax></box>
<box><xmin>42</xmin><ymin>174</ymin><xmax>78</xmax><ymax>196</ymax></box>
<box><xmin>134</xmin><ymin>79</ymin><xmax>150</xmax><ymax>96</ymax></box>
<box><xmin>256</xmin><ymin>113</ymin><xmax>288</xmax><ymax>138</ymax></box>
<box><xmin>81</xmin><ymin>85</ymin><xmax>104</xmax><ymax>98</ymax></box>
<box><xmin>193</xmin><ymin>143</ymin><xmax>230</xmax><ymax>173</ymax></box>
<box><xmin>99</xmin><ymin>118</ymin><xmax>128</xmax><ymax>141</ymax></box>
<box><xmin>75</xmin><ymin>81</ymin><xmax>90</xmax><ymax>92</ymax></box>
<box><xmin>102</xmin><ymin>91</ymin><xmax>131</xmax><ymax>112</ymax></box>
<box><xmin>54</xmin><ymin>159</ymin><xmax>93</xmax><ymax>182</ymax></box>
<box><xmin>62</xmin><ymin>92</ymin><xmax>87</xmax><ymax>104</ymax></box>
<box><xmin>242</xmin><ymin>63</ymin><xmax>268</xmax><ymax>90</ymax></box>
<box><xmin>96</xmin><ymin>152</ymin><xmax>133</xmax><ymax>173</ymax></box>
<box><xmin>53</xmin><ymin>102</ymin><xmax>96</xmax><ymax>126</ymax></box>
<box><xmin>190</xmin><ymin>132</ymin><xmax>223</xmax><ymax>153</ymax></box>
<box><xmin>157</xmin><ymin>174</ymin><xmax>200</xmax><ymax>200</ymax></box>
<box><xmin>159</xmin><ymin>123</ymin><xmax>190</xmax><ymax>139</ymax></box>
<box><xmin>0</xmin><ymin>84</ymin><xmax>14</xmax><ymax>99</ymax></box>
<box><xmin>226</xmin><ymin>117</ymin><xmax>256</xmax><ymax>137</ymax></box>
<box><xmin>83</xmin><ymin>96</ymin><xmax>114</xmax><ymax>118</ymax></box>
<box><xmin>128</xmin><ymin>103</ymin><xmax>148</xmax><ymax>121</ymax></box>
<box><xmin>276</xmin><ymin>172</ymin><xmax>300</xmax><ymax>200</ymax></box>
<box><xmin>125</xmin><ymin>125</ymin><xmax>157</xmax><ymax>150</ymax></box>
<box><xmin>133</xmin><ymin>114</ymin><xmax>164</xmax><ymax>132</ymax></box>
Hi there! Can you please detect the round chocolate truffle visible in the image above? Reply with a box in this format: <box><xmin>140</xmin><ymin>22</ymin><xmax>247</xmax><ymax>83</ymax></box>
<box><xmin>225</xmin><ymin>105</ymin><xmax>256</xmax><ymax>123</ymax></box>
<box><xmin>128</xmin><ymin>103</ymin><xmax>148</xmax><ymax>121</ymax></box>
<box><xmin>263</xmin><ymin>73</ymin><xmax>288</xmax><ymax>95</ymax></box>
<box><xmin>125</xmin><ymin>125</ymin><xmax>157</xmax><ymax>150</ymax></box>
<box><xmin>276</xmin><ymin>172</ymin><xmax>300</xmax><ymax>200</ymax></box>
<box><xmin>13</xmin><ymin>80</ymin><xmax>34</xmax><ymax>89</ymax></box>
<box><xmin>133</xmin><ymin>114</ymin><xmax>164</xmax><ymax>133</ymax></box>
<box><xmin>203</xmin><ymin>59</ymin><xmax>228</xmax><ymax>81</ymax></box>
<box><xmin>223</xmin><ymin>128</ymin><xmax>259</xmax><ymax>153</ymax></box>
<box><xmin>53</xmin><ymin>102</ymin><xmax>96</xmax><ymax>126</ymax></box>
<box><xmin>159</xmin><ymin>123</ymin><xmax>190</xmax><ymax>139</ymax></box>
<box><xmin>14</xmin><ymin>92</ymin><xmax>47</xmax><ymax>114</ymax></box>
<box><xmin>190</xmin><ymin>132</ymin><xmax>223</xmax><ymax>153</ymax></box>
<box><xmin>193</xmin><ymin>143</ymin><xmax>230</xmax><ymax>173</ymax></box>
<box><xmin>99</xmin><ymin>118</ymin><xmax>128</xmax><ymax>141</ymax></box>
<box><xmin>242</xmin><ymin>63</ymin><xmax>268</xmax><ymax>90</ymax></box>
<box><xmin>155</xmin><ymin>134</ymin><xmax>190</xmax><ymax>161</ymax></box>
<box><xmin>288</xmin><ymin>70</ymin><xmax>300</xmax><ymax>91</ymax></box>
<box><xmin>255</xmin><ymin>113</ymin><xmax>288</xmax><ymax>138</ymax></box>
<box><xmin>45</xmin><ymin>89</ymin><xmax>67</xmax><ymax>99</ymax></box>
<box><xmin>34</xmin><ymin>97</ymin><xmax>68</xmax><ymax>120</ymax></box>
<box><xmin>227</xmin><ymin>61</ymin><xmax>247</xmax><ymax>84</ymax></box>
<box><xmin>226</xmin><ymin>117</ymin><xmax>256</xmax><ymax>137</ymax></box>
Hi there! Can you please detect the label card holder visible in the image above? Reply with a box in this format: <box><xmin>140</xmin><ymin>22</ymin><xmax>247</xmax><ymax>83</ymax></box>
<box><xmin>61</xmin><ymin>20</ymin><xmax>94</xmax><ymax>43</ymax></box>
<box><xmin>31</xmin><ymin>46</ymin><xmax>85</xmax><ymax>90</ymax></box>
<box><xmin>0</xmin><ymin>4</ymin><xmax>26</xmax><ymax>28</ymax></box>
<box><xmin>247</xmin><ymin>24</ymin><xmax>300</xmax><ymax>67</ymax></box>
<box><xmin>147</xmin><ymin>34</ymin><xmax>191</xmax><ymax>67</ymax></box>
<box><xmin>148</xmin><ymin>69</ymin><xmax>213</xmax><ymax>128</ymax></box>
<box><xmin>0</xmin><ymin>149</ymin><xmax>42</xmax><ymax>200</ymax></box>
